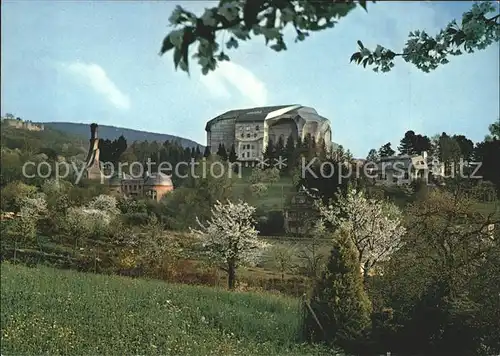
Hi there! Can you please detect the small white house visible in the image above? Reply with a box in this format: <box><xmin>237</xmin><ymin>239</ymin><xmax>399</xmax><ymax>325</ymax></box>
<box><xmin>367</xmin><ymin>151</ymin><xmax>445</xmax><ymax>186</ymax></box>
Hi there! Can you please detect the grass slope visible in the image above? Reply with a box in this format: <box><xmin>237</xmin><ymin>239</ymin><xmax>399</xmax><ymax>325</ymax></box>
<box><xmin>1</xmin><ymin>263</ymin><xmax>342</xmax><ymax>355</ymax></box>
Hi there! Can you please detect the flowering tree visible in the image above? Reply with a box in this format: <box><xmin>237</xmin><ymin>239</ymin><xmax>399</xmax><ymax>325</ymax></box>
<box><xmin>317</xmin><ymin>188</ymin><xmax>406</xmax><ymax>278</ymax></box>
<box><xmin>64</xmin><ymin>195</ymin><xmax>120</xmax><ymax>250</ymax></box>
<box><xmin>6</xmin><ymin>194</ymin><xmax>47</xmax><ymax>262</ymax></box>
<box><xmin>87</xmin><ymin>194</ymin><xmax>120</xmax><ymax>215</ymax></box>
<box><xmin>191</xmin><ymin>200</ymin><xmax>269</xmax><ymax>289</ymax></box>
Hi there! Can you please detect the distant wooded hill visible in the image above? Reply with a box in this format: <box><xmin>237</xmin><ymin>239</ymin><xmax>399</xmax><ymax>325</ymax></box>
<box><xmin>40</xmin><ymin>122</ymin><xmax>203</xmax><ymax>149</ymax></box>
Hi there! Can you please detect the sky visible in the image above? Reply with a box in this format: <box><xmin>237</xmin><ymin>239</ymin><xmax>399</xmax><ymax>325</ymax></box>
<box><xmin>1</xmin><ymin>1</ymin><xmax>499</xmax><ymax>158</ymax></box>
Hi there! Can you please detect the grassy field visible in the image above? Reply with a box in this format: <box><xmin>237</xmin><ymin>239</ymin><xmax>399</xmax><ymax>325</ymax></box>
<box><xmin>231</xmin><ymin>167</ymin><xmax>295</xmax><ymax>211</ymax></box>
<box><xmin>1</xmin><ymin>263</ymin><xmax>343</xmax><ymax>355</ymax></box>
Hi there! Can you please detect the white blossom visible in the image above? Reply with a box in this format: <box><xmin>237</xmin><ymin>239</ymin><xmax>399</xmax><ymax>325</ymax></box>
<box><xmin>17</xmin><ymin>194</ymin><xmax>47</xmax><ymax>220</ymax></box>
<box><xmin>317</xmin><ymin>188</ymin><xmax>406</xmax><ymax>275</ymax></box>
<box><xmin>87</xmin><ymin>194</ymin><xmax>120</xmax><ymax>215</ymax></box>
<box><xmin>190</xmin><ymin>200</ymin><xmax>270</xmax><ymax>268</ymax></box>
<box><xmin>66</xmin><ymin>207</ymin><xmax>111</xmax><ymax>237</ymax></box>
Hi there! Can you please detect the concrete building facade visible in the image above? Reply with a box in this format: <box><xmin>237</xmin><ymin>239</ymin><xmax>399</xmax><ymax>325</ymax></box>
<box><xmin>205</xmin><ymin>105</ymin><xmax>332</xmax><ymax>161</ymax></box>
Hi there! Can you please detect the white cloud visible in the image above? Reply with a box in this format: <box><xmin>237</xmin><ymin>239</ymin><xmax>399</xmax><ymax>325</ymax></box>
<box><xmin>200</xmin><ymin>61</ymin><xmax>267</xmax><ymax>107</ymax></box>
<box><xmin>61</xmin><ymin>61</ymin><xmax>130</xmax><ymax>110</ymax></box>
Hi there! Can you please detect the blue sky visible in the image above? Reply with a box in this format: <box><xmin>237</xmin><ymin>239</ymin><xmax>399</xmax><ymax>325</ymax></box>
<box><xmin>1</xmin><ymin>1</ymin><xmax>499</xmax><ymax>157</ymax></box>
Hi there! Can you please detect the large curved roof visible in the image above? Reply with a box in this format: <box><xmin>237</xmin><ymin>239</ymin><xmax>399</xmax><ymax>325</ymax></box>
<box><xmin>205</xmin><ymin>104</ymin><xmax>329</xmax><ymax>131</ymax></box>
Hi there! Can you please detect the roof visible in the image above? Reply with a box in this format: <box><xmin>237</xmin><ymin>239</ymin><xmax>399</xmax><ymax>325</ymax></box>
<box><xmin>371</xmin><ymin>152</ymin><xmax>440</xmax><ymax>172</ymax></box>
<box><xmin>108</xmin><ymin>172</ymin><xmax>143</xmax><ymax>185</ymax></box>
<box><xmin>205</xmin><ymin>105</ymin><xmax>300</xmax><ymax>131</ymax></box>
<box><xmin>144</xmin><ymin>172</ymin><xmax>173</xmax><ymax>187</ymax></box>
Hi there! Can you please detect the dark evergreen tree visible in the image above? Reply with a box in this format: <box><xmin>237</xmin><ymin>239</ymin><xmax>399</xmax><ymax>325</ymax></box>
<box><xmin>228</xmin><ymin>144</ymin><xmax>237</xmax><ymax>163</ymax></box>
<box><xmin>399</xmin><ymin>130</ymin><xmax>431</xmax><ymax>155</ymax></box>
<box><xmin>276</xmin><ymin>135</ymin><xmax>285</xmax><ymax>163</ymax></box>
<box><xmin>438</xmin><ymin>132</ymin><xmax>461</xmax><ymax>174</ymax></box>
<box><xmin>366</xmin><ymin>148</ymin><xmax>379</xmax><ymax>162</ymax></box>
<box><xmin>298</xmin><ymin>158</ymin><xmax>350</xmax><ymax>204</ymax></box>
<box><xmin>203</xmin><ymin>145</ymin><xmax>211</xmax><ymax>158</ymax></box>
<box><xmin>414</xmin><ymin>134</ymin><xmax>431</xmax><ymax>154</ymax></box>
<box><xmin>98</xmin><ymin>135</ymin><xmax>128</xmax><ymax>166</ymax></box>
<box><xmin>195</xmin><ymin>146</ymin><xmax>202</xmax><ymax>159</ymax></box>
<box><xmin>474</xmin><ymin>138</ymin><xmax>500</xmax><ymax>197</ymax></box>
<box><xmin>303</xmin><ymin>231</ymin><xmax>371</xmax><ymax>346</ymax></box>
<box><xmin>285</xmin><ymin>134</ymin><xmax>295</xmax><ymax>160</ymax></box>
<box><xmin>379</xmin><ymin>142</ymin><xmax>395</xmax><ymax>158</ymax></box>
<box><xmin>216</xmin><ymin>143</ymin><xmax>228</xmax><ymax>161</ymax></box>
<box><xmin>453</xmin><ymin>134</ymin><xmax>474</xmax><ymax>161</ymax></box>
<box><xmin>399</xmin><ymin>130</ymin><xmax>416</xmax><ymax>155</ymax></box>
<box><xmin>317</xmin><ymin>137</ymin><xmax>327</xmax><ymax>161</ymax></box>
<box><xmin>264</xmin><ymin>139</ymin><xmax>275</xmax><ymax>163</ymax></box>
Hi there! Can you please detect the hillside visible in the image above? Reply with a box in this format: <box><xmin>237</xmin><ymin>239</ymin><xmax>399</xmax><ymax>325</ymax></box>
<box><xmin>0</xmin><ymin>122</ymin><xmax>87</xmax><ymax>157</ymax></box>
<box><xmin>0</xmin><ymin>263</ymin><xmax>342</xmax><ymax>355</ymax></box>
<box><xmin>41</xmin><ymin>122</ymin><xmax>203</xmax><ymax>148</ymax></box>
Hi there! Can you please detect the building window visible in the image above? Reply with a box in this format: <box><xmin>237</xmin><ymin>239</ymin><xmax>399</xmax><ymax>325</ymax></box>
<box><xmin>241</xmin><ymin>133</ymin><xmax>244</xmax><ymax>138</ymax></box>
<box><xmin>247</xmin><ymin>133</ymin><xmax>250</xmax><ymax>138</ymax></box>
<box><xmin>255</xmin><ymin>125</ymin><xmax>259</xmax><ymax>131</ymax></box>
<box><xmin>251</xmin><ymin>145</ymin><xmax>254</xmax><ymax>149</ymax></box>
<box><xmin>254</xmin><ymin>133</ymin><xmax>257</xmax><ymax>138</ymax></box>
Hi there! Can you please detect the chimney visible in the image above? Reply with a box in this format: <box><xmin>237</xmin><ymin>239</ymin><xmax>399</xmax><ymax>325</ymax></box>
<box><xmin>90</xmin><ymin>123</ymin><xmax>98</xmax><ymax>141</ymax></box>
<box><xmin>422</xmin><ymin>151</ymin><xmax>428</xmax><ymax>160</ymax></box>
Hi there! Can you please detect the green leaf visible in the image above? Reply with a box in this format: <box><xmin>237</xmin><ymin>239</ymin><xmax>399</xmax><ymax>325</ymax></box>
<box><xmin>231</xmin><ymin>27</ymin><xmax>250</xmax><ymax>41</ymax></box>
<box><xmin>357</xmin><ymin>40</ymin><xmax>364</xmax><ymax>49</ymax></box>
<box><xmin>180</xmin><ymin>39</ymin><xmax>190</xmax><ymax>73</ymax></box>
<box><xmin>386</xmin><ymin>50</ymin><xmax>396</xmax><ymax>60</ymax></box>
<box><xmin>281</xmin><ymin>7</ymin><xmax>295</xmax><ymax>23</ymax></box>
<box><xmin>295</xmin><ymin>31</ymin><xmax>306</xmax><ymax>43</ymax></box>
<box><xmin>160</xmin><ymin>36</ymin><xmax>174</xmax><ymax>55</ymax></box>
<box><xmin>262</xmin><ymin>27</ymin><xmax>280</xmax><ymax>41</ymax></box>
<box><xmin>217</xmin><ymin>52</ymin><xmax>230</xmax><ymax>61</ymax></box>
<box><xmin>226</xmin><ymin>37</ymin><xmax>238</xmax><ymax>49</ymax></box>
<box><xmin>362</xmin><ymin>57</ymin><xmax>369</xmax><ymax>68</ymax></box>
<box><xmin>173</xmin><ymin>48</ymin><xmax>182</xmax><ymax>69</ymax></box>
<box><xmin>350</xmin><ymin>52</ymin><xmax>361</xmax><ymax>63</ymax></box>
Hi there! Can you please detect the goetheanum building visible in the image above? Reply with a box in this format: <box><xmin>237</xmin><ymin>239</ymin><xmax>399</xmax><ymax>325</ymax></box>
<box><xmin>205</xmin><ymin>105</ymin><xmax>332</xmax><ymax>161</ymax></box>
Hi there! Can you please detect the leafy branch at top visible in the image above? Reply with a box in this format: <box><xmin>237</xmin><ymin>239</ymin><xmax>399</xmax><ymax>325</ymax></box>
<box><xmin>159</xmin><ymin>0</ymin><xmax>370</xmax><ymax>75</ymax></box>
<box><xmin>160</xmin><ymin>1</ymin><xmax>499</xmax><ymax>75</ymax></box>
<box><xmin>351</xmin><ymin>2</ymin><xmax>500</xmax><ymax>73</ymax></box>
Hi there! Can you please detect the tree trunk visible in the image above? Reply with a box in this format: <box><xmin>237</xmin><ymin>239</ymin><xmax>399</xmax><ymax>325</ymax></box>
<box><xmin>362</xmin><ymin>261</ymin><xmax>370</xmax><ymax>287</ymax></box>
<box><xmin>13</xmin><ymin>239</ymin><xmax>18</xmax><ymax>263</ymax></box>
<box><xmin>227</xmin><ymin>262</ymin><xmax>236</xmax><ymax>290</ymax></box>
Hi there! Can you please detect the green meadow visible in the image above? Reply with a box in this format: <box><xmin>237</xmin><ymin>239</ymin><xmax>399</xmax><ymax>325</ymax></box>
<box><xmin>1</xmin><ymin>263</ymin><xmax>344</xmax><ymax>355</ymax></box>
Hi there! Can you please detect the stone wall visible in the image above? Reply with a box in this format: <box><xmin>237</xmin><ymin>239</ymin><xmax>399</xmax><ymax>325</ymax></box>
<box><xmin>1</xmin><ymin>119</ymin><xmax>44</xmax><ymax>131</ymax></box>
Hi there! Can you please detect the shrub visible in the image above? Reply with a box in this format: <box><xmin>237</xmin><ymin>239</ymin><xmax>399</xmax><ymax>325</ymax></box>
<box><xmin>257</xmin><ymin>210</ymin><xmax>285</xmax><ymax>236</ymax></box>
<box><xmin>122</xmin><ymin>212</ymin><xmax>150</xmax><ymax>226</ymax></box>
<box><xmin>303</xmin><ymin>227</ymin><xmax>371</xmax><ymax>349</ymax></box>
